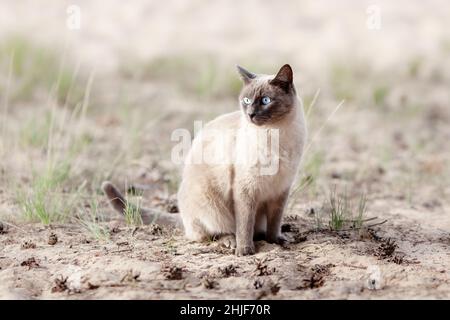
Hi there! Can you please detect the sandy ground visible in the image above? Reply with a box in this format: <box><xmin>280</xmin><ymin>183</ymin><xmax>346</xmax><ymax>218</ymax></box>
<box><xmin>0</xmin><ymin>0</ymin><xmax>449</xmax><ymax>299</ymax></box>
<box><xmin>0</xmin><ymin>210</ymin><xmax>449</xmax><ymax>299</ymax></box>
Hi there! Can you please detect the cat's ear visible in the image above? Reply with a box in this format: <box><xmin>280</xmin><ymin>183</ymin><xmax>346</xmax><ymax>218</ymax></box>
<box><xmin>236</xmin><ymin>65</ymin><xmax>257</xmax><ymax>84</ymax></box>
<box><xmin>270</xmin><ymin>64</ymin><xmax>293</xmax><ymax>92</ymax></box>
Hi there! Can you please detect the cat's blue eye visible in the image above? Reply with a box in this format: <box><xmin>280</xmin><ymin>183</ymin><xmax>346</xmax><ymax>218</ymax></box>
<box><xmin>261</xmin><ymin>96</ymin><xmax>271</xmax><ymax>105</ymax></box>
<box><xmin>243</xmin><ymin>97</ymin><xmax>252</xmax><ymax>105</ymax></box>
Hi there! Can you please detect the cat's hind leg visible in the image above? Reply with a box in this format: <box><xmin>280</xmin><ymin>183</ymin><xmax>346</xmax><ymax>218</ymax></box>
<box><xmin>182</xmin><ymin>216</ymin><xmax>209</xmax><ymax>242</ymax></box>
<box><xmin>215</xmin><ymin>234</ymin><xmax>237</xmax><ymax>249</ymax></box>
<box><xmin>179</xmin><ymin>192</ymin><xmax>235</xmax><ymax>242</ymax></box>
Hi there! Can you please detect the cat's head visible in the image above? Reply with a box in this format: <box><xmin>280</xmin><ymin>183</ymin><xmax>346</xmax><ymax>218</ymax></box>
<box><xmin>237</xmin><ymin>64</ymin><xmax>297</xmax><ymax>126</ymax></box>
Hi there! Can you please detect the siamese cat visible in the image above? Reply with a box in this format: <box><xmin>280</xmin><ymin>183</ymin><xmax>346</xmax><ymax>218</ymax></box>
<box><xmin>102</xmin><ymin>64</ymin><xmax>306</xmax><ymax>256</ymax></box>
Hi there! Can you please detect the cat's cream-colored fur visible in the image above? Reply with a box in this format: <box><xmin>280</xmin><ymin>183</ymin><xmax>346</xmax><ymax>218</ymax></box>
<box><xmin>103</xmin><ymin>64</ymin><xmax>306</xmax><ymax>256</ymax></box>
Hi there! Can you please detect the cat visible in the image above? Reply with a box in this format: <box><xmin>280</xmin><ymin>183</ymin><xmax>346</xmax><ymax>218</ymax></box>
<box><xmin>102</xmin><ymin>64</ymin><xmax>306</xmax><ymax>256</ymax></box>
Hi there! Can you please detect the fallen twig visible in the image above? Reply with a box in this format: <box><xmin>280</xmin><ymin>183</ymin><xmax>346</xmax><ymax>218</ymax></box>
<box><xmin>343</xmin><ymin>217</ymin><xmax>378</xmax><ymax>223</ymax></box>
<box><xmin>111</xmin><ymin>248</ymin><xmax>133</xmax><ymax>254</ymax></box>
<box><xmin>0</xmin><ymin>220</ymin><xmax>27</xmax><ymax>234</ymax></box>
<box><xmin>336</xmin><ymin>220</ymin><xmax>388</xmax><ymax>232</ymax></box>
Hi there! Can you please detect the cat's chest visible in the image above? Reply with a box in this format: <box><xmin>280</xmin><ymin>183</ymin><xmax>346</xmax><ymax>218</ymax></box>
<box><xmin>234</xmin><ymin>125</ymin><xmax>301</xmax><ymax>162</ymax></box>
<box><xmin>234</xmin><ymin>125</ymin><xmax>303</xmax><ymax>196</ymax></box>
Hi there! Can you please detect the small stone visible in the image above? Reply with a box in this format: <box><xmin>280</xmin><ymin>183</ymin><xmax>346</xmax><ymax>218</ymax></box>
<box><xmin>51</xmin><ymin>276</ymin><xmax>68</xmax><ymax>293</ymax></box>
<box><xmin>21</xmin><ymin>257</ymin><xmax>39</xmax><ymax>269</ymax></box>
<box><xmin>48</xmin><ymin>233</ymin><xmax>58</xmax><ymax>245</ymax></box>
<box><xmin>149</xmin><ymin>223</ymin><xmax>163</xmax><ymax>236</ymax></box>
<box><xmin>202</xmin><ymin>277</ymin><xmax>218</xmax><ymax>289</ymax></box>
<box><xmin>162</xmin><ymin>265</ymin><xmax>184</xmax><ymax>280</ymax></box>
<box><xmin>21</xmin><ymin>241</ymin><xmax>36</xmax><ymax>249</ymax></box>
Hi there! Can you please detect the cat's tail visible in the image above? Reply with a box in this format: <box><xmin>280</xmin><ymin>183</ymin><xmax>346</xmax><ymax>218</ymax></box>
<box><xmin>101</xmin><ymin>181</ymin><xmax>183</xmax><ymax>228</ymax></box>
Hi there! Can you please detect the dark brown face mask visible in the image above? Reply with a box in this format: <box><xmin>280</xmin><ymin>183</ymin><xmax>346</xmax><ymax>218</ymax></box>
<box><xmin>237</xmin><ymin>64</ymin><xmax>296</xmax><ymax>126</ymax></box>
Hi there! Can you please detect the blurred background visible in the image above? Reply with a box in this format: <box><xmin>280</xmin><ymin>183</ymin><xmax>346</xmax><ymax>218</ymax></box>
<box><xmin>0</xmin><ymin>0</ymin><xmax>449</xmax><ymax>228</ymax></box>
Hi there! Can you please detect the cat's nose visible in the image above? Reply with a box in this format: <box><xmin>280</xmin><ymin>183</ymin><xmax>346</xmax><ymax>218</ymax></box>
<box><xmin>248</xmin><ymin>112</ymin><xmax>257</xmax><ymax>119</ymax></box>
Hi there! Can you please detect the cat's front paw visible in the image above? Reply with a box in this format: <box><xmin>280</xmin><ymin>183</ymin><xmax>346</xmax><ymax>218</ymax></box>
<box><xmin>266</xmin><ymin>233</ymin><xmax>287</xmax><ymax>246</ymax></box>
<box><xmin>235</xmin><ymin>244</ymin><xmax>255</xmax><ymax>256</ymax></box>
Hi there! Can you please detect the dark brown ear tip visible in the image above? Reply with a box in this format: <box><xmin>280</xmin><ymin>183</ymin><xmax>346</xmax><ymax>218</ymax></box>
<box><xmin>236</xmin><ymin>65</ymin><xmax>257</xmax><ymax>83</ymax></box>
<box><xmin>236</xmin><ymin>64</ymin><xmax>248</xmax><ymax>71</ymax></box>
<box><xmin>281</xmin><ymin>64</ymin><xmax>293</xmax><ymax>73</ymax></box>
<box><xmin>236</xmin><ymin>65</ymin><xmax>245</xmax><ymax>74</ymax></box>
